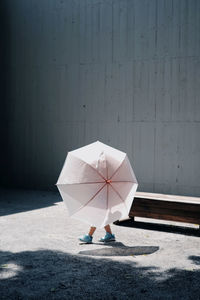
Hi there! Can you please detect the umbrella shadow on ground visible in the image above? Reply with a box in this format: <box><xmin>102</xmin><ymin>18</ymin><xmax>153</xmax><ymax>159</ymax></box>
<box><xmin>79</xmin><ymin>242</ymin><xmax>159</xmax><ymax>256</ymax></box>
<box><xmin>114</xmin><ymin>219</ymin><xmax>200</xmax><ymax>237</ymax></box>
<box><xmin>0</xmin><ymin>249</ymin><xmax>200</xmax><ymax>299</ymax></box>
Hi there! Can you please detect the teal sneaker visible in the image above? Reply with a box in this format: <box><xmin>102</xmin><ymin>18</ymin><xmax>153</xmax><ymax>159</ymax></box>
<box><xmin>79</xmin><ymin>234</ymin><xmax>93</xmax><ymax>244</ymax></box>
<box><xmin>99</xmin><ymin>232</ymin><xmax>115</xmax><ymax>242</ymax></box>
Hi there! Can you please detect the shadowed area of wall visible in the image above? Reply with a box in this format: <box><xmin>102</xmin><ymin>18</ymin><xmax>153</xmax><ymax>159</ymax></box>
<box><xmin>0</xmin><ymin>1</ymin><xmax>11</xmax><ymax>187</ymax></box>
<box><xmin>1</xmin><ymin>0</ymin><xmax>200</xmax><ymax>195</ymax></box>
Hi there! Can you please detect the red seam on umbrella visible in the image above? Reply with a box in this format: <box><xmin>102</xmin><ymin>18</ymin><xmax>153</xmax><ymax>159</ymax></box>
<box><xmin>109</xmin><ymin>184</ymin><xmax>129</xmax><ymax>215</ymax></box>
<box><xmin>72</xmin><ymin>183</ymin><xmax>107</xmax><ymax>214</ymax></box>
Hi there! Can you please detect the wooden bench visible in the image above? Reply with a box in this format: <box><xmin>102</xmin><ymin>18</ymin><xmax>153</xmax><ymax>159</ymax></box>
<box><xmin>128</xmin><ymin>192</ymin><xmax>200</xmax><ymax>228</ymax></box>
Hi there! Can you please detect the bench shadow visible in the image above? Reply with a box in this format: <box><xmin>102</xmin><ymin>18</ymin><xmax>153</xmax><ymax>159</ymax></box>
<box><xmin>113</xmin><ymin>219</ymin><xmax>200</xmax><ymax>237</ymax></box>
<box><xmin>79</xmin><ymin>242</ymin><xmax>159</xmax><ymax>256</ymax></box>
<box><xmin>188</xmin><ymin>255</ymin><xmax>200</xmax><ymax>265</ymax></box>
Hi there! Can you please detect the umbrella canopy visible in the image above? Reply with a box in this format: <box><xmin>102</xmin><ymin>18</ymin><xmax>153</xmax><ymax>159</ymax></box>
<box><xmin>56</xmin><ymin>141</ymin><xmax>138</xmax><ymax>228</ymax></box>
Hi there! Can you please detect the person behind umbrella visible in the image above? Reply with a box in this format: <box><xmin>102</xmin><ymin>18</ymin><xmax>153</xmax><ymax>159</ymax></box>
<box><xmin>79</xmin><ymin>224</ymin><xmax>115</xmax><ymax>243</ymax></box>
<box><xmin>56</xmin><ymin>141</ymin><xmax>138</xmax><ymax>244</ymax></box>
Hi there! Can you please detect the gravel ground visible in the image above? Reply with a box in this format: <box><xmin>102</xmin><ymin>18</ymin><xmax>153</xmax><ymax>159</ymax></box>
<box><xmin>0</xmin><ymin>187</ymin><xmax>200</xmax><ymax>300</ymax></box>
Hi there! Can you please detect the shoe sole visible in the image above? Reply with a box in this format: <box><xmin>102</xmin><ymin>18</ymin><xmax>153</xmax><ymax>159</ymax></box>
<box><xmin>79</xmin><ymin>239</ymin><xmax>93</xmax><ymax>244</ymax></box>
<box><xmin>99</xmin><ymin>239</ymin><xmax>116</xmax><ymax>242</ymax></box>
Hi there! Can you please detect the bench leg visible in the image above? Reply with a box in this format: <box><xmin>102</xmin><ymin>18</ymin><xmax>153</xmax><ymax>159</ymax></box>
<box><xmin>113</xmin><ymin>220</ymin><xmax>119</xmax><ymax>225</ymax></box>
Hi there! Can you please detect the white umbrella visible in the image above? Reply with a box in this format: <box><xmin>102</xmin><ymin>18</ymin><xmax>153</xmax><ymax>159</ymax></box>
<box><xmin>56</xmin><ymin>141</ymin><xmax>138</xmax><ymax>228</ymax></box>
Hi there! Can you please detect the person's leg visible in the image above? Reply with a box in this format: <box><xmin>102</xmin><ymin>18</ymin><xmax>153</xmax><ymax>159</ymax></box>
<box><xmin>99</xmin><ymin>224</ymin><xmax>115</xmax><ymax>242</ymax></box>
<box><xmin>88</xmin><ymin>226</ymin><xmax>96</xmax><ymax>236</ymax></box>
<box><xmin>104</xmin><ymin>224</ymin><xmax>112</xmax><ymax>234</ymax></box>
<box><xmin>79</xmin><ymin>226</ymin><xmax>96</xmax><ymax>243</ymax></box>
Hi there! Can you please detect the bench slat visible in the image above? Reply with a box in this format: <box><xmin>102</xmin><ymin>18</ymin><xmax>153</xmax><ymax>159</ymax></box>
<box><xmin>135</xmin><ymin>192</ymin><xmax>200</xmax><ymax>204</ymax></box>
<box><xmin>130</xmin><ymin>211</ymin><xmax>200</xmax><ymax>224</ymax></box>
<box><xmin>132</xmin><ymin>198</ymin><xmax>200</xmax><ymax>213</ymax></box>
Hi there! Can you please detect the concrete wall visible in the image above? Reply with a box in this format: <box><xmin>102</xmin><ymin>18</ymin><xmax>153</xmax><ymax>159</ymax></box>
<box><xmin>1</xmin><ymin>0</ymin><xmax>200</xmax><ymax>196</ymax></box>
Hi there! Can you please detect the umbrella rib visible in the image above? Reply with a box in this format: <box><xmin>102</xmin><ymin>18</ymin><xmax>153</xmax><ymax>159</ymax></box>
<box><xmin>109</xmin><ymin>184</ymin><xmax>129</xmax><ymax>215</ymax></box>
<box><xmin>87</xmin><ymin>164</ymin><xmax>107</xmax><ymax>181</ymax></box>
<box><xmin>110</xmin><ymin>181</ymin><xmax>135</xmax><ymax>183</ymax></box>
<box><xmin>109</xmin><ymin>155</ymin><xmax>126</xmax><ymax>180</ymax></box>
<box><xmin>106</xmin><ymin>152</ymin><xmax>108</xmax><ymax>180</ymax></box>
<box><xmin>107</xmin><ymin>184</ymin><xmax>108</xmax><ymax>210</ymax></box>
<box><xmin>72</xmin><ymin>183</ymin><xmax>107</xmax><ymax>214</ymax></box>
<box><xmin>57</xmin><ymin>181</ymin><xmax>135</xmax><ymax>185</ymax></box>
<box><xmin>57</xmin><ymin>181</ymin><xmax>105</xmax><ymax>185</ymax></box>
<box><xmin>71</xmin><ymin>154</ymin><xmax>107</xmax><ymax>181</ymax></box>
